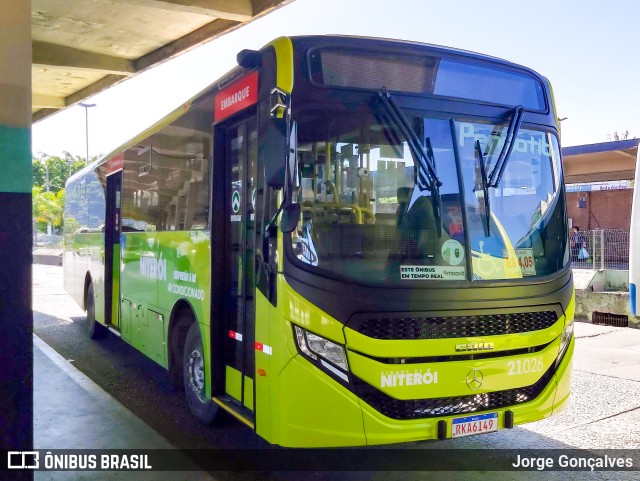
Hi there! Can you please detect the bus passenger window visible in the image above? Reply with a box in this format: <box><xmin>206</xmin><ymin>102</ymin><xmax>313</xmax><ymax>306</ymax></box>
<box><xmin>121</xmin><ymin>102</ymin><xmax>212</xmax><ymax>232</ymax></box>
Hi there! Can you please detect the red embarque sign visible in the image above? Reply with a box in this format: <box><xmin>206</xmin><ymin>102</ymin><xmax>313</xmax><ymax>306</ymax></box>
<box><xmin>215</xmin><ymin>71</ymin><xmax>259</xmax><ymax>122</ymax></box>
<box><xmin>106</xmin><ymin>153</ymin><xmax>124</xmax><ymax>175</ymax></box>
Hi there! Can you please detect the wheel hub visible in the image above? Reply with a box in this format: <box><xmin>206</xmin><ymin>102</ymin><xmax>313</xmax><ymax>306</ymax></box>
<box><xmin>188</xmin><ymin>349</ymin><xmax>205</xmax><ymax>398</ymax></box>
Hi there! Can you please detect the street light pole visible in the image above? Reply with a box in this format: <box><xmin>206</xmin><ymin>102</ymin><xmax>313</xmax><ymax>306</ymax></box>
<box><xmin>558</xmin><ymin>116</ymin><xmax>568</xmax><ymax>140</ymax></box>
<box><xmin>79</xmin><ymin>102</ymin><xmax>96</xmax><ymax>165</ymax></box>
<box><xmin>45</xmin><ymin>161</ymin><xmax>51</xmax><ymax>235</ymax></box>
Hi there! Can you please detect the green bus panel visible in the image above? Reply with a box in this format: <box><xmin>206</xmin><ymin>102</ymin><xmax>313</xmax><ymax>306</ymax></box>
<box><xmin>120</xmin><ymin>230</ymin><xmax>211</xmax><ymax>369</ymax></box>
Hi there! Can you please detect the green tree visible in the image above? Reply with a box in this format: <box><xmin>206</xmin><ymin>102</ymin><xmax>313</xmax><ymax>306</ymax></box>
<box><xmin>32</xmin><ymin>152</ymin><xmax>88</xmax><ymax>193</ymax></box>
<box><xmin>607</xmin><ymin>131</ymin><xmax>635</xmax><ymax>142</ymax></box>
<box><xmin>32</xmin><ymin>186</ymin><xmax>65</xmax><ymax>231</ymax></box>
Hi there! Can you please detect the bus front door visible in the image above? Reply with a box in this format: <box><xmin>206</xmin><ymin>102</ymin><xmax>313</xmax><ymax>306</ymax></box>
<box><xmin>104</xmin><ymin>170</ymin><xmax>122</xmax><ymax>328</ymax></box>
<box><xmin>222</xmin><ymin>118</ymin><xmax>258</xmax><ymax>414</ymax></box>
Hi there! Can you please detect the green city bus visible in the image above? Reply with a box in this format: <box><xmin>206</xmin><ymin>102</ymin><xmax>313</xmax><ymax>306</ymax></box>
<box><xmin>64</xmin><ymin>35</ymin><xmax>574</xmax><ymax>447</ymax></box>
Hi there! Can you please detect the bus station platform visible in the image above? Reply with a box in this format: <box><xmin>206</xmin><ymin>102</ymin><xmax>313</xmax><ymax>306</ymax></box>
<box><xmin>33</xmin><ymin>335</ymin><xmax>213</xmax><ymax>480</ymax></box>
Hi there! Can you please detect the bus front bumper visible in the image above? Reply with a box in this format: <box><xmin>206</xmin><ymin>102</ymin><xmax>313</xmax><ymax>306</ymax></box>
<box><xmin>274</xmin><ymin>336</ymin><xmax>574</xmax><ymax>447</ymax></box>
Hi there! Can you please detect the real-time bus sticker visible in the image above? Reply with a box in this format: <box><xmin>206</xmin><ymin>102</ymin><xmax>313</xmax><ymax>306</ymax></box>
<box><xmin>400</xmin><ymin>265</ymin><xmax>465</xmax><ymax>280</ymax></box>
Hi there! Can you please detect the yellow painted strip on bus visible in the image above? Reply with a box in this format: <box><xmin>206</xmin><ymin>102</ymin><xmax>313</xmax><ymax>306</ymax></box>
<box><xmin>267</xmin><ymin>37</ymin><xmax>294</xmax><ymax>94</ymax></box>
<box><xmin>225</xmin><ymin>365</ymin><xmax>243</xmax><ymax>401</ymax></box>
<box><xmin>243</xmin><ymin>376</ymin><xmax>254</xmax><ymax>411</ymax></box>
<box><xmin>212</xmin><ymin>397</ymin><xmax>255</xmax><ymax>429</ymax></box>
<box><xmin>548</xmin><ymin>80</ymin><xmax>560</xmax><ymax>130</ymax></box>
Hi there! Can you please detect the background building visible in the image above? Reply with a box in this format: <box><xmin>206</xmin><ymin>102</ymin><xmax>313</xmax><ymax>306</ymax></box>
<box><xmin>562</xmin><ymin>139</ymin><xmax>639</xmax><ymax>230</ymax></box>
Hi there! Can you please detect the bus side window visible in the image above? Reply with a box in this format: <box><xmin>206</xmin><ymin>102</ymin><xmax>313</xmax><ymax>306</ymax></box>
<box><xmin>120</xmin><ymin>101</ymin><xmax>213</xmax><ymax>232</ymax></box>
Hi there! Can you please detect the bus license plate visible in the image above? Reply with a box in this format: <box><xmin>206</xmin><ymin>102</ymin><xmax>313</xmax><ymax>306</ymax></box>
<box><xmin>451</xmin><ymin>412</ymin><xmax>498</xmax><ymax>438</ymax></box>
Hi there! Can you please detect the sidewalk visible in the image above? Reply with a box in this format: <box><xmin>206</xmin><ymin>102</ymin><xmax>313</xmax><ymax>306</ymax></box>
<box><xmin>33</xmin><ymin>335</ymin><xmax>213</xmax><ymax>480</ymax></box>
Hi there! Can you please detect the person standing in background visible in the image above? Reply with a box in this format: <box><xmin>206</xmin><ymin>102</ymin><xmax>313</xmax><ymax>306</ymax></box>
<box><xmin>570</xmin><ymin>226</ymin><xmax>584</xmax><ymax>262</ymax></box>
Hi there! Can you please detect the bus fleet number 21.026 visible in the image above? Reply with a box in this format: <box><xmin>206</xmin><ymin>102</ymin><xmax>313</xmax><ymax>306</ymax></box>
<box><xmin>507</xmin><ymin>357</ymin><xmax>544</xmax><ymax>376</ymax></box>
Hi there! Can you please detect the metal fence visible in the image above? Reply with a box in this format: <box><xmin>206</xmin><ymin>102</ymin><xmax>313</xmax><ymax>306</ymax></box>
<box><xmin>571</xmin><ymin>229</ymin><xmax>629</xmax><ymax>270</ymax></box>
<box><xmin>33</xmin><ymin>233</ymin><xmax>63</xmax><ymax>250</ymax></box>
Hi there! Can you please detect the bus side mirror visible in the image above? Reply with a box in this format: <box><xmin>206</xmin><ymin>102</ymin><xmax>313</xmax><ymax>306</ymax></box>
<box><xmin>280</xmin><ymin>203</ymin><xmax>301</xmax><ymax>233</ymax></box>
<box><xmin>261</xmin><ymin>223</ymin><xmax>278</xmax><ymax>306</ymax></box>
<box><xmin>287</xmin><ymin>121</ymin><xmax>298</xmax><ymax>190</ymax></box>
<box><xmin>264</xmin><ymin>119</ymin><xmax>286</xmax><ymax>188</ymax></box>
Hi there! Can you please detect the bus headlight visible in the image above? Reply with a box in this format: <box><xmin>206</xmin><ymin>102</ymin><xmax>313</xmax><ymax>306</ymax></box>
<box><xmin>294</xmin><ymin>326</ymin><xmax>349</xmax><ymax>375</ymax></box>
<box><xmin>556</xmin><ymin>317</ymin><xmax>574</xmax><ymax>367</ymax></box>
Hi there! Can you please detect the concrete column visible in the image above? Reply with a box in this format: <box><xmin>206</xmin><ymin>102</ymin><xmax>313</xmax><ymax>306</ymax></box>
<box><xmin>0</xmin><ymin>0</ymin><xmax>33</xmax><ymax>466</ymax></box>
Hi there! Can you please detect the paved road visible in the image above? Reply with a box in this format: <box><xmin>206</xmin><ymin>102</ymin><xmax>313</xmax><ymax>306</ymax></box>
<box><xmin>33</xmin><ymin>264</ymin><xmax>640</xmax><ymax>480</ymax></box>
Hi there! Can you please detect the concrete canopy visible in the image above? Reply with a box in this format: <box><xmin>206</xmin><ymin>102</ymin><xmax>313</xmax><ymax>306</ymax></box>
<box><xmin>562</xmin><ymin>139</ymin><xmax>639</xmax><ymax>184</ymax></box>
<box><xmin>32</xmin><ymin>0</ymin><xmax>293</xmax><ymax>123</ymax></box>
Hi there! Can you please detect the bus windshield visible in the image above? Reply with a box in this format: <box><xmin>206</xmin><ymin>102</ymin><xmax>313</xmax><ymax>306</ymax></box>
<box><xmin>289</xmin><ymin>102</ymin><xmax>568</xmax><ymax>285</ymax></box>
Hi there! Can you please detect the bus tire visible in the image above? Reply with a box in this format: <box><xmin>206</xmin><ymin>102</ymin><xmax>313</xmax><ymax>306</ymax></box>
<box><xmin>183</xmin><ymin>322</ymin><xmax>217</xmax><ymax>424</ymax></box>
<box><xmin>169</xmin><ymin>311</ymin><xmax>190</xmax><ymax>392</ymax></box>
<box><xmin>86</xmin><ymin>283</ymin><xmax>108</xmax><ymax>339</ymax></box>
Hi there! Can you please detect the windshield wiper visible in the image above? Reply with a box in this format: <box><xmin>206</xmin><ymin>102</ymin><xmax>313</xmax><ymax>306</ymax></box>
<box><xmin>475</xmin><ymin>140</ymin><xmax>491</xmax><ymax>237</ymax></box>
<box><xmin>378</xmin><ymin>87</ymin><xmax>443</xmax><ymax>235</ymax></box>
<box><xmin>487</xmin><ymin>105</ymin><xmax>524</xmax><ymax>188</ymax></box>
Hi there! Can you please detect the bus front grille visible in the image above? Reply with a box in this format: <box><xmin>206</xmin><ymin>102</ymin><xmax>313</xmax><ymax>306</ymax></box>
<box><xmin>353</xmin><ymin>368</ymin><xmax>554</xmax><ymax>420</ymax></box>
<box><xmin>354</xmin><ymin>311</ymin><xmax>558</xmax><ymax>340</ymax></box>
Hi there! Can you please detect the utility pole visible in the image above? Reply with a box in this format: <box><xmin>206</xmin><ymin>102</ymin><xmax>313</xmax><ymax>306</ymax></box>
<box><xmin>45</xmin><ymin>160</ymin><xmax>51</xmax><ymax>235</ymax></box>
<box><xmin>79</xmin><ymin>102</ymin><xmax>96</xmax><ymax>165</ymax></box>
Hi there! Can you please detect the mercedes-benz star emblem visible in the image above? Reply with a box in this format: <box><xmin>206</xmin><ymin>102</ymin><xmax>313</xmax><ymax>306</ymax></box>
<box><xmin>466</xmin><ymin>369</ymin><xmax>483</xmax><ymax>390</ymax></box>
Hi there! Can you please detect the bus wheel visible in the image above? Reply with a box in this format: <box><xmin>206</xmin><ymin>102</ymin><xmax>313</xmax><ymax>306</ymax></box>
<box><xmin>86</xmin><ymin>283</ymin><xmax>108</xmax><ymax>339</ymax></box>
<box><xmin>183</xmin><ymin>322</ymin><xmax>218</xmax><ymax>424</ymax></box>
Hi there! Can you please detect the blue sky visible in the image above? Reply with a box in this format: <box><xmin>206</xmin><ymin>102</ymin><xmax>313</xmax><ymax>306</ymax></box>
<box><xmin>32</xmin><ymin>0</ymin><xmax>640</xmax><ymax>158</ymax></box>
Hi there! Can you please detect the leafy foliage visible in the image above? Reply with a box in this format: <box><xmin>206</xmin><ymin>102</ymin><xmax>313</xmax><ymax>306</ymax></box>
<box><xmin>32</xmin><ymin>152</ymin><xmax>88</xmax><ymax>193</ymax></box>
<box><xmin>32</xmin><ymin>185</ymin><xmax>65</xmax><ymax>229</ymax></box>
